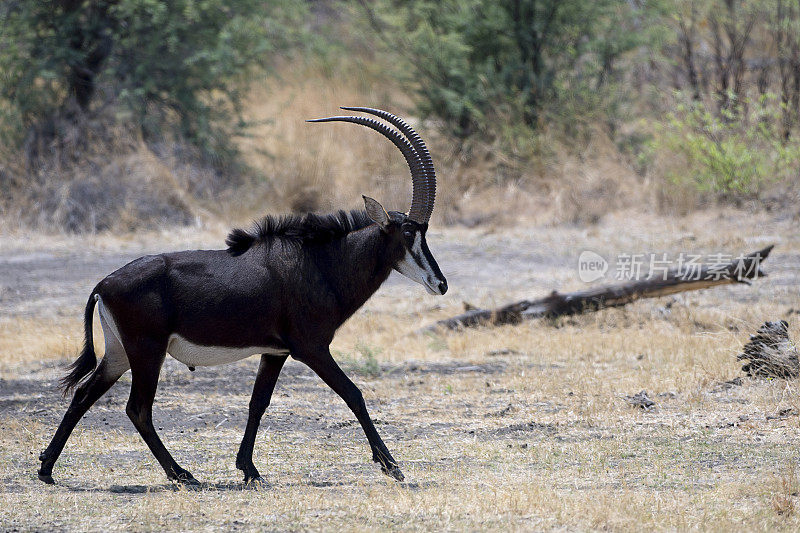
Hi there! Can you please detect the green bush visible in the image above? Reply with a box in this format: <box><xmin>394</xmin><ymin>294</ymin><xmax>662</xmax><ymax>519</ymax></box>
<box><xmin>368</xmin><ymin>0</ymin><xmax>667</xmax><ymax>140</ymax></box>
<box><xmin>0</xmin><ymin>0</ymin><xmax>305</xmax><ymax>159</ymax></box>
<box><xmin>653</xmin><ymin>93</ymin><xmax>800</xmax><ymax>195</ymax></box>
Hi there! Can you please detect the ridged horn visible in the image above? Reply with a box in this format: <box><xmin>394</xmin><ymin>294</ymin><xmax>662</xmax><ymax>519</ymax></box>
<box><xmin>306</xmin><ymin>116</ymin><xmax>425</xmax><ymax>212</ymax></box>
<box><xmin>341</xmin><ymin>107</ymin><xmax>436</xmax><ymax>224</ymax></box>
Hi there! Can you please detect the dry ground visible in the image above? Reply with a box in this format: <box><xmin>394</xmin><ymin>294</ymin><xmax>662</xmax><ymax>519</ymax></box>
<box><xmin>1</xmin><ymin>208</ymin><xmax>799</xmax><ymax>531</ymax></box>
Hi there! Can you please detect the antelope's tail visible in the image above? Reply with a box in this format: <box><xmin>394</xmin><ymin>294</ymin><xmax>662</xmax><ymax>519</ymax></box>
<box><xmin>60</xmin><ymin>290</ymin><xmax>99</xmax><ymax>396</ymax></box>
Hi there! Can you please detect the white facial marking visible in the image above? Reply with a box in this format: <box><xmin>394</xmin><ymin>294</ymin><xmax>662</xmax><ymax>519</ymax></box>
<box><xmin>167</xmin><ymin>334</ymin><xmax>289</xmax><ymax>368</ymax></box>
<box><xmin>393</xmin><ymin>233</ymin><xmax>441</xmax><ymax>295</ymax></box>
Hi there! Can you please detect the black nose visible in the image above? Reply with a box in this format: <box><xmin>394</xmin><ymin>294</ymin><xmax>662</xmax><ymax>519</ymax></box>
<box><xmin>438</xmin><ymin>280</ymin><xmax>448</xmax><ymax>294</ymax></box>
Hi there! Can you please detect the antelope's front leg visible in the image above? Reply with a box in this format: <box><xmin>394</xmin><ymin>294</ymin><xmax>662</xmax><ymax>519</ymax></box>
<box><xmin>293</xmin><ymin>345</ymin><xmax>404</xmax><ymax>481</ymax></box>
<box><xmin>236</xmin><ymin>354</ymin><xmax>288</xmax><ymax>484</ymax></box>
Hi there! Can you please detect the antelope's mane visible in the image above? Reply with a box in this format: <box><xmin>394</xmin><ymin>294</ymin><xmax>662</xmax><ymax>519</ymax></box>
<box><xmin>225</xmin><ymin>209</ymin><xmax>373</xmax><ymax>256</ymax></box>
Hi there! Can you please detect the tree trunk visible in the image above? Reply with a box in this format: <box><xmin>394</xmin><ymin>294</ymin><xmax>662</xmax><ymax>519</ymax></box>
<box><xmin>60</xmin><ymin>0</ymin><xmax>114</xmax><ymax>112</ymax></box>
<box><xmin>424</xmin><ymin>245</ymin><xmax>774</xmax><ymax>332</ymax></box>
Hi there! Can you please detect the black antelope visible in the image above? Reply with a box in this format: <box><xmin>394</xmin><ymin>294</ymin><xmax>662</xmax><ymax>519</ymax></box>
<box><xmin>38</xmin><ymin>107</ymin><xmax>448</xmax><ymax>485</ymax></box>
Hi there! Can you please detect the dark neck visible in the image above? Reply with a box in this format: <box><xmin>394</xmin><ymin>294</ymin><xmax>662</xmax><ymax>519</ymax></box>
<box><xmin>321</xmin><ymin>224</ymin><xmax>400</xmax><ymax>320</ymax></box>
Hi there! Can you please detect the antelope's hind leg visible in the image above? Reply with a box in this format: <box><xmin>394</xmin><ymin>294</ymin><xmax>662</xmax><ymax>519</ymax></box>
<box><xmin>236</xmin><ymin>353</ymin><xmax>287</xmax><ymax>485</ymax></box>
<box><xmin>38</xmin><ymin>317</ymin><xmax>130</xmax><ymax>484</ymax></box>
<box><xmin>125</xmin><ymin>337</ymin><xmax>198</xmax><ymax>485</ymax></box>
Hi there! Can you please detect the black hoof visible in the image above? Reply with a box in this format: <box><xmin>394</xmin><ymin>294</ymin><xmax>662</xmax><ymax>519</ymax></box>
<box><xmin>38</xmin><ymin>472</ymin><xmax>55</xmax><ymax>485</ymax></box>
<box><xmin>244</xmin><ymin>475</ymin><xmax>267</xmax><ymax>487</ymax></box>
<box><xmin>237</xmin><ymin>459</ymin><xmax>262</xmax><ymax>485</ymax></box>
<box><xmin>381</xmin><ymin>464</ymin><xmax>405</xmax><ymax>482</ymax></box>
<box><xmin>171</xmin><ymin>471</ymin><xmax>200</xmax><ymax>486</ymax></box>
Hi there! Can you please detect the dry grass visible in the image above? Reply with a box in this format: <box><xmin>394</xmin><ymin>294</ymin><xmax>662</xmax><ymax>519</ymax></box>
<box><xmin>229</xmin><ymin>63</ymin><xmax>653</xmax><ymax>230</ymax></box>
<box><xmin>1</xmin><ymin>208</ymin><xmax>799</xmax><ymax>530</ymax></box>
<box><xmin>0</xmin><ymin>107</ymin><xmax>211</xmax><ymax>233</ymax></box>
<box><xmin>235</xmin><ymin>65</ymin><xmax>427</xmax><ymax>220</ymax></box>
<box><xmin>0</xmin><ymin>56</ymin><xmax>759</xmax><ymax>237</ymax></box>
<box><xmin>0</xmin><ymin>317</ymin><xmax>80</xmax><ymax>372</ymax></box>
<box><xmin>3</xmin><ymin>39</ymin><xmax>797</xmax><ymax>238</ymax></box>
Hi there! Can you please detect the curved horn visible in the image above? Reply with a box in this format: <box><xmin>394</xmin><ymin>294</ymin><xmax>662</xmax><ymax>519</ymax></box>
<box><xmin>341</xmin><ymin>107</ymin><xmax>436</xmax><ymax>224</ymax></box>
<box><xmin>307</xmin><ymin>115</ymin><xmax>427</xmax><ymax>219</ymax></box>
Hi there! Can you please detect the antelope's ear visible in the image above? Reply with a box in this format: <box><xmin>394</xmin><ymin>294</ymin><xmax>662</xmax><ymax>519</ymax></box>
<box><xmin>363</xmin><ymin>195</ymin><xmax>390</xmax><ymax>231</ymax></box>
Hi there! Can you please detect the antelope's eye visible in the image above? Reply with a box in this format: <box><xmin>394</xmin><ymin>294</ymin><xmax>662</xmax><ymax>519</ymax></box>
<box><xmin>403</xmin><ymin>229</ymin><xmax>414</xmax><ymax>238</ymax></box>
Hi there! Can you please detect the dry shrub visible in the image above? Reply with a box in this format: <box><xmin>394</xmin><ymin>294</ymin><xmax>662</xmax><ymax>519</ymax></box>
<box><xmin>53</xmin><ymin>151</ymin><xmax>193</xmax><ymax>232</ymax></box>
<box><xmin>547</xmin><ymin>130</ymin><xmax>646</xmax><ymax>226</ymax></box>
<box><xmin>1</xmin><ymin>62</ymin><xmax>738</xmax><ymax>234</ymax></box>
<box><xmin>771</xmin><ymin>466</ymin><xmax>798</xmax><ymax>517</ymax></box>
<box><xmin>235</xmin><ymin>67</ymin><xmax>412</xmax><ymax>220</ymax></box>
<box><xmin>773</xmin><ymin>487</ymin><xmax>795</xmax><ymax>517</ymax></box>
<box><xmin>235</xmin><ymin>68</ymin><xmax>652</xmax><ymax>229</ymax></box>
<box><xmin>0</xmin><ymin>105</ymin><xmax>242</xmax><ymax>233</ymax></box>
<box><xmin>442</xmin><ymin>126</ymin><xmax>649</xmax><ymax>228</ymax></box>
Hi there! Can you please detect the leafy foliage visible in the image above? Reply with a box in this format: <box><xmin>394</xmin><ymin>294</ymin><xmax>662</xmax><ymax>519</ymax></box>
<box><xmin>0</xmin><ymin>0</ymin><xmax>305</xmax><ymax>157</ymax></box>
<box><xmin>653</xmin><ymin>92</ymin><xmax>800</xmax><ymax>195</ymax></box>
<box><xmin>369</xmin><ymin>0</ymin><xmax>667</xmax><ymax>139</ymax></box>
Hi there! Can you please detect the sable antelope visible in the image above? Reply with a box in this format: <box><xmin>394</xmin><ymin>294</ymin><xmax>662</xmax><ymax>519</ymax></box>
<box><xmin>38</xmin><ymin>107</ymin><xmax>448</xmax><ymax>485</ymax></box>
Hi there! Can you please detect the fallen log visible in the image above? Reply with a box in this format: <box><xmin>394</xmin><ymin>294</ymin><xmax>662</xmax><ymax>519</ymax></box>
<box><xmin>424</xmin><ymin>245</ymin><xmax>774</xmax><ymax>332</ymax></box>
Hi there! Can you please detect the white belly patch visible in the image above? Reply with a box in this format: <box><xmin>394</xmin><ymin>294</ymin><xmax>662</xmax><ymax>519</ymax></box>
<box><xmin>167</xmin><ymin>334</ymin><xmax>289</xmax><ymax>367</ymax></box>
